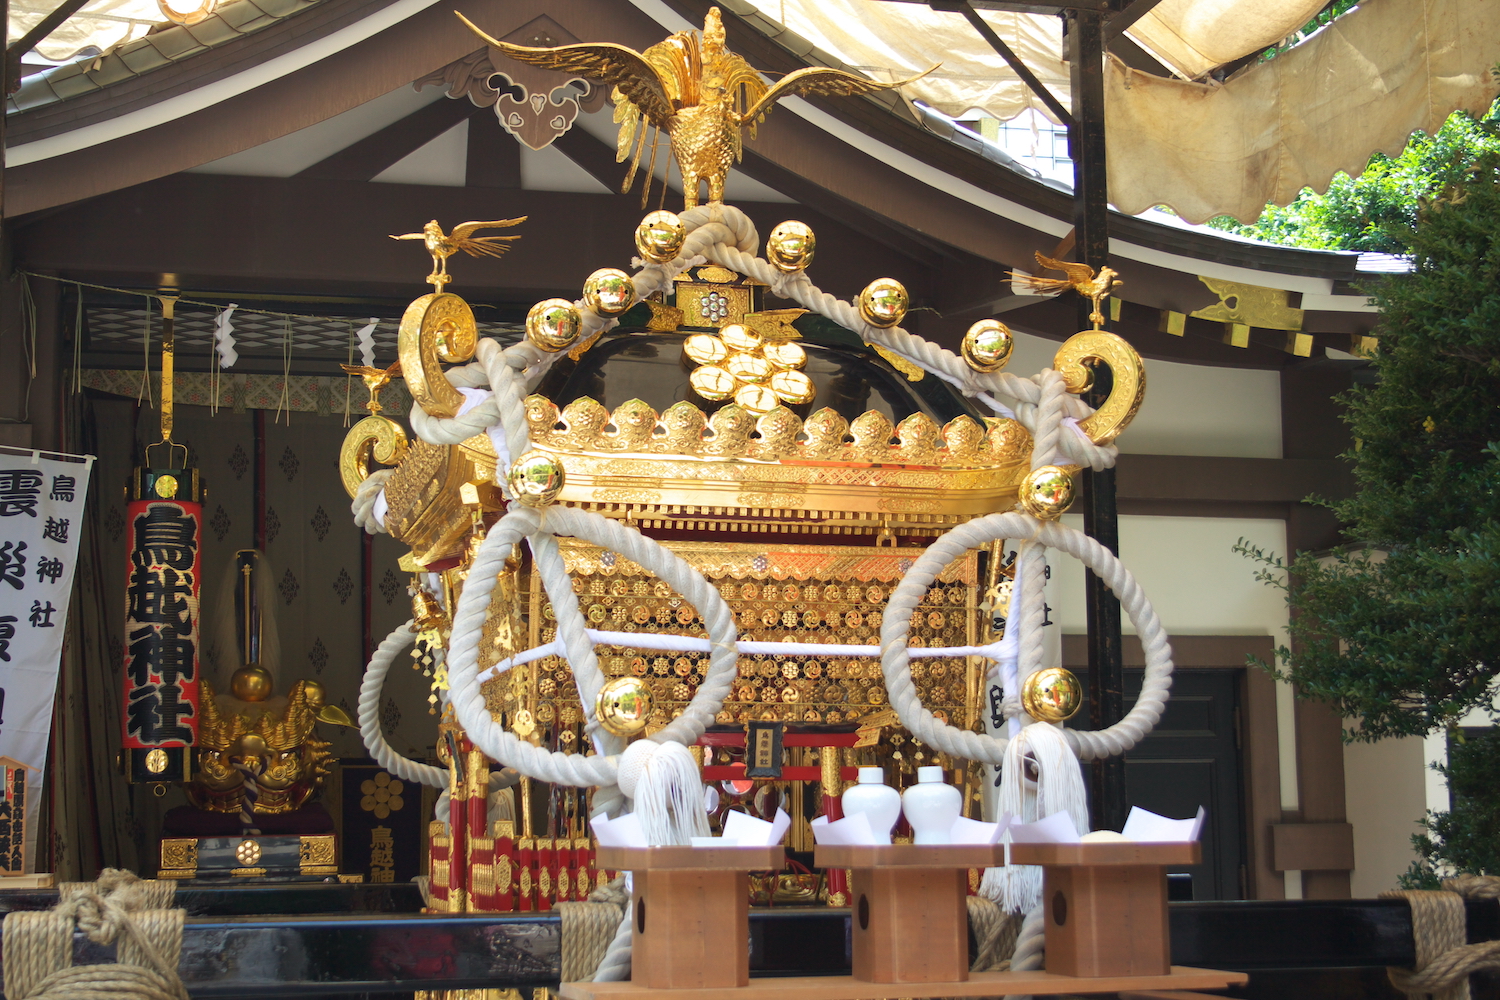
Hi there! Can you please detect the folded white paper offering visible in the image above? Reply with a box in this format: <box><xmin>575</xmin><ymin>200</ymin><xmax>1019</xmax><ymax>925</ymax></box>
<box><xmin>1006</xmin><ymin>806</ymin><xmax>1207</xmax><ymax>845</ymax></box>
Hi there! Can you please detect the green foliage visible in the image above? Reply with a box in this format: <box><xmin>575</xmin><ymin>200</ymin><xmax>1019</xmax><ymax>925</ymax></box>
<box><xmin>1239</xmin><ymin>152</ymin><xmax>1500</xmax><ymax>738</ymax></box>
<box><xmin>1400</xmin><ymin>729</ymin><xmax>1500</xmax><ymax>887</ymax></box>
<box><xmin>1238</xmin><ymin>150</ymin><xmax>1500</xmax><ymax>881</ymax></box>
<box><xmin>1209</xmin><ymin>102</ymin><xmax>1500</xmax><ymax>252</ymax></box>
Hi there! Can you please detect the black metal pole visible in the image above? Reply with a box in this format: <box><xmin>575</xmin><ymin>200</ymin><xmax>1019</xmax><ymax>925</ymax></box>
<box><xmin>1067</xmin><ymin>8</ymin><xmax>1128</xmax><ymax>832</ymax></box>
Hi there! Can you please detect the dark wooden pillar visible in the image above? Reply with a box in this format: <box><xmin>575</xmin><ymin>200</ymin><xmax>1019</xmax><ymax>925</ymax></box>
<box><xmin>1068</xmin><ymin>9</ymin><xmax>1127</xmax><ymax>833</ymax></box>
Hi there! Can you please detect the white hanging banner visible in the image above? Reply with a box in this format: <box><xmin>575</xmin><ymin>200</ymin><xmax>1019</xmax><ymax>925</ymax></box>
<box><xmin>0</xmin><ymin>447</ymin><xmax>94</xmax><ymax>873</ymax></box>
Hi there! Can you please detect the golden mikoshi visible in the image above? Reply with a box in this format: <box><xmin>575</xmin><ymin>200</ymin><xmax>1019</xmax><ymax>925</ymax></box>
<box><xmin>526</xmin><ymin>298</ymin><xmax>584</xmax><ymax>352</ymax></box>
<box><xmin>596</xmin><ymin>675</ymin><xmax>652</xmax><ymax>737</ymax></box>
<box><xmin>962</xmin><ymin>319</ymin><xmax>1015</xmax><ymax>373</ymax></box>
<box><xmin>1019</xmin><ymin>465</ymin><xmax>1075</xmax><ymax>519</ymax></box>
<box><xmin>1021</xmin><ymin>666</ymin><xmax>1084</xmax><ymax>723</ymax></box>
<box><xmin>507</xmin><ymin>451</ymin><xmax>566</xmax><ymax>507</ymax></box>
<box><xmin>635</xmin><ymin>210</ymin><xmax>686</xmax><ymax>264</ymax></box>
<box><xmin>858</xmin><ymin>278</ymin><xmax>908</xmax><ymax>329</ymax></box>
<box><xmin>766</xmin><ymin>221</ymin><xmax>816</xmax><ymax>272</ymax></box>
<box><xmin>583</xmin><ymin>268</ymin><xmax>635</xmax><ymax>316</ymax></box>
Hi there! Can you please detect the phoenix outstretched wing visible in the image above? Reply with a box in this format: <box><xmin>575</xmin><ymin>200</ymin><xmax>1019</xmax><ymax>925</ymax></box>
<box><xmin>450</xmin><ymin>217</ymin><xmax>527</xmax><ymax>258</ymax></box>
<box><xmin>1033</xmin><ymin>252</ymin><xmax>1098</xmax><ymax>287</ymax></box>
<box><xmin>740</xmin><ymin>64</ymin><xmax>938</xmax><ymax>124</ymax></box>
<box><xmin>457</xmin><ymin>12</ymin><xmax>676</xmax><ymax>129</ymax></box>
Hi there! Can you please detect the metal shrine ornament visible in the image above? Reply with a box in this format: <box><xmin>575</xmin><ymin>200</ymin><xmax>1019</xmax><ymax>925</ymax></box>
<box><xmin>962</xmin><ymin>319</ymin><xmax>1015</xmax><ymax>373</ymax></box>
<box><xmin>338</xmin><ymin>362</ymin><xmax>409</xmax><ymax>498</ymax></box>
<box><xmin>1021</xmin><ymin>666</ymin><xmax>1084</xmax><ymax>723</ymax></box>
<box><xmin>526</xmin><ymin>298</ymin><xmax>585</xmax><ymax>353</ymax></box>
<box><xmin>766</xmin><ymin>221</ymin><xmax>816</xmax><ymax>272</ymax></box>
<box><xmin>635</xmin><ymin>211</ymin><xmax>687</xmax><ymax>264</ymax></box>
<box><xmin>858</xmin><ymin>278</ymin><xmax>909</xmax><ymax>329</ymax></box>
<box><xmin>1019</xmin><ymin>465</ymin><xmax>1076</xmax><ymax>520</ymax></box>
<box><xmin>582</xmin><ymin>269</ymin><xmax>636</xmax><ymax>316</ymax></box>
<box><xmin>389</xmin><ymin>218</ymin><xmax>526</xmax><ymax>292</ymax></box>
<box><xmin>1010</xmin><ymin>251</ymin><xmax>1122</xmax><ymax>331</ymax></box>
<box><xmin>682</xmin><ymin>322</ymin><xmax>814</xmax><ymax>412</ymax></box>
<box><xmin>461</xmin><ymin>7</ymin><xmax>933</xmax><ymax>209</ymax></box>
<box><xmin>595</xmin><ymin>676</ymin><xmax>652</xmax><ymax>737</ymax></box>
<box><xmin>507</xmin><ymin>451</ymin><xmax>566</xmax><ymax>507</ymax></box>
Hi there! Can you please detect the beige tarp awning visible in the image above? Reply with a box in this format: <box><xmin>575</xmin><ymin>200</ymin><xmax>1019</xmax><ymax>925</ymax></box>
<box><xmin>9</xmin><ymin>0</ymin><xmax>165</xmax><ymax>62</ymax></box>
<box><xmin>746</xmin><ymin>0</ymin><xmax>1500</xmax><ymax>222</ymax></box>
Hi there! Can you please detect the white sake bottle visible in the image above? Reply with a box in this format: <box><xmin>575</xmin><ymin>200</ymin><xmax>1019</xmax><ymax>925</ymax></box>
<box><xmin>841</xmin><ymin>766</ymin><xmax>902</xmax><ymax>844</ymax></box>
<box><xmin>902</xmin><ymin>765</ymin><xmax>962</xmax><ymax>845</ymax></box>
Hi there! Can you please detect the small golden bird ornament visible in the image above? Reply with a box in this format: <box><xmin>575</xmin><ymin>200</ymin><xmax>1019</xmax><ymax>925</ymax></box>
<box><xmin>1010</xmin><ymin>252</ymin><xmax>1122</xmax><ymax>330</ymax></box>
<box><xmin>339</xmin><ymin>360</ymin><xmax>402</xmax><ymax>414</ymax></box>
<box><xmin>390</xmin><ymin>218</ymin><xmax>527</xmax><ymax>290</ymax></box>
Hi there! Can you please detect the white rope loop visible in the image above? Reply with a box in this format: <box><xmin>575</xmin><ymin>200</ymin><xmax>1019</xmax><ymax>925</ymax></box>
<box><xmin>879</xmin><ymin>512</ymin><xmax>1173</xmax><ymax>762</ymax></box>
<box><xmin>443</xmin><ymin>503</ymin><xmax>740</xmax><ymax>796</ymax></box>
<box><xmin>357</xmin><ymin>620</ymin><xmax>447</xmax><ymax>788</ymax></box>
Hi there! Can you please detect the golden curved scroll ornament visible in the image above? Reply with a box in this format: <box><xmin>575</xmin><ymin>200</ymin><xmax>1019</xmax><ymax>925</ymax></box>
<box><xmin>399</xmin><ymin>292</ymin><xmax>478</xmax><ymax>419</ymax></box>
<box><xmin>339</xmin><ymin>415</ymin><xmax>409</xmax><ymax>498</ymax></box>
<box><xmin>1053</xmin><ymin>331</ymin><xmax>1145</xmax><ymax>445</ymax></box>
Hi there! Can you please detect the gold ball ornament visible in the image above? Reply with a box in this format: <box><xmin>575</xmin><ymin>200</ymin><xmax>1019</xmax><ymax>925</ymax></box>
<box><xmin>726</xmin><ymin>353</ymin><xmax>772</xmax><ymax>383</ymax></box>
<box><xmin>507</xmin><ymin>451</ymin><xmax>566</xmax><ymax>507</ymax></box>
<box><xmin>689</xmin><ymin>366</ymin><xmax>736</xmax><ymax>401</ymax></box>
<box><xmin>768</xmin><ymin>370</ymin><xmax>815</xmax><ymax>405</ymax></box>
<box><xmin>1018</xmin><ymin>465</ymin><xmax>1076</xmax><ymax>520</ymax></box>
<box><xmin>962</xmin><ymin>319</ymin><xmax>1015</xmax><ymax>373</ymax></box>
<box><xmin>582</xmin><ymin>268</ymin><xmax>636</xmax><ymax>316</ymax></box>
<box><xmin>526</xmin><ymin>298</ymin><xmax>584</xmax><ymax>353</ymax></box>
<box><xmin>683</xmin><ymin>333</ymin><xmax>729</xmax><ymax>367</ymax></box>
<box><xmin>1021</xmin><ymin>666</ymin><xmax>1084</xmax><ymax>723</ymax></box>
<box><xmin>766</xmin><ymin>221</ymin><xmax>816</xmax><ymax>272</ymax></box>
<box><xmin>635</xmin><ymin>210</ymin><xmax>686</xmax><ymax>264</ymax></box>
<box><xmin>302</xmin><ymin>680</ymin><xmax>326</xmax><ymax>708</ymax></box>
<box><xmin>231</xmin><ymin>665</ymin><xmax>274</xmax><ymax>702</ymax></box>
<box><xmin>719</xmin><ymin>324</ymin><xmax>761</xmax><ymax>353</ymax></box>
<box><xmin>596</xmin><ymin>676</ymin><xmax>652</xmax><ymax>737</ymax></box>
<box><xmin>734</xmin><ymin>383</ymin><xmax>780</xmax><ymax>414</ymax></box>
<box><xmin>858</xmin><ymin>278</ymin><xmax>908</xmax><ymax>329</ymax></box>
<box><xmin>238</xmin><ymin>734</ymin><xmax>268</xmax><ymax>757</ymax></box>
<box><xmin>761</xmin><ymin>340</ymin><xmax>806</xmax><ymax>370</ymax></box>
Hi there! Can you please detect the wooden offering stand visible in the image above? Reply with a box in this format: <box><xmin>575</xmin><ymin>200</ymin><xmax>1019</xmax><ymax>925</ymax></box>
<box><xmin>594</xmin><ymin>845</ymin><xmax>784</xmax><ymax>990</ymax></box>
<box><xmin>1008</xmin><ymin>841</ymin><xmax>1202</xmax><ymax>978</ymax></box>
<box><xmin>564</xmin><ymin>841</ymin><xmax>1247</xmax><ymax>1000</ymax></box>
<box><xmin>814</xmin><ymin>844</ymin><xmax>996</xmax><ymax>983</ymax></box>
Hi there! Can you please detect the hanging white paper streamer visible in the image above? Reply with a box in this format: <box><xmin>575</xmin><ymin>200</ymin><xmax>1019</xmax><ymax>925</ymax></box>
<box><xmin>355</xmin><ymin>318</ymin><xmax>379</xmax><ymax>368</ymax></box>
<box><xmin>213</xmin><ymin>305</ymin><xmax>239</xmax><ymax>368</ymax></box>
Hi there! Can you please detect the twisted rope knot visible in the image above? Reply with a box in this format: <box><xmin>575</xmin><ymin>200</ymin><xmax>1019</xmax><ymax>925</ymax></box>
<box><xmin>6</xmin><ymin>871</ymin><xmax>187</xmax><ymax>1000</ymax></box>
<box><xmin>1383</xmin><ymin>877</ymin><xmax>1500</xmax><ymax>1000</ymax></box>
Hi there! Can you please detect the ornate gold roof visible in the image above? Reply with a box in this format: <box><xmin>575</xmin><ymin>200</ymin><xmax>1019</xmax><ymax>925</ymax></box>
<box><xmin>523</xmin><ymin>394</ymin><xmax>1030</xmax><ymax>520</ymax></box>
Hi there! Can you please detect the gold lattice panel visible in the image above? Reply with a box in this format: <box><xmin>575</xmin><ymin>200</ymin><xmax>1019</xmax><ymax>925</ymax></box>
<box><xmin>480</xmin><ymin>541</ymin><xmax>982</xmax><ymax>741</ymax></box>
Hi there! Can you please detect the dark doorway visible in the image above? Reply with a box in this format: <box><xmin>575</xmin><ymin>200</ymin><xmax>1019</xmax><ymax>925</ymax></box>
<box><xmin>1071</xmin><ymin>668</ymin><xmax>1246</xmax><ymax>900</ymax></box>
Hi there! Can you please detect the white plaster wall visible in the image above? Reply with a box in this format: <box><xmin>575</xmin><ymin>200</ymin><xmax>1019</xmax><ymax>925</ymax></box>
<box><xmin>1005</xmin><ymin>331</ymin><xmax>1283</xmax><ymax>458</ymax></box>
<box><xmin>1048</xmin><ymin>514</ymin><xmax>1288</xmax><ymax>637</ymax></box>
<box><xmin>1345</xmin><ymin>736</ymin><xmax>1427</xmax><ymax>897</ymax></box>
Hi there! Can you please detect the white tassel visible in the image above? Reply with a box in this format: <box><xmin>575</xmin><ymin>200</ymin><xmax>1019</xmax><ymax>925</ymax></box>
<box><xmin>356</xmin><ymin>318</ymin><xmax>379</xmax><ymax>368</ymax></box>
<box><xmin>983</xmin><ymin>722</ymin><xmax>1090</xmax><ymax>914</ymax></box>
<box><xmin>631</xmin><ymin>741</ymin><xmax>710</xmax><ymax>846</ymax></box>
<box><xmin>214</xmin><ymin>304</ymin><xmax>239</xmax><ymax>368</ymax></box>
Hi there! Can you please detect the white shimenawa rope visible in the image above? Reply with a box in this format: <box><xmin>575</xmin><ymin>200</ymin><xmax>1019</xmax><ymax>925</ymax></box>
<box><xmin>357</xmin><ymin>620</ymin><xmax>447</xmax><ymax>788</ymax></box>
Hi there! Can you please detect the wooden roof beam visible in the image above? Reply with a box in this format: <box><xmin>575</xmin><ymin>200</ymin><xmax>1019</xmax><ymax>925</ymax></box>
<box><xmin>296</xmin><ymin>95</ymin><xmax>475</xmax><ymax>182</ymax></box>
